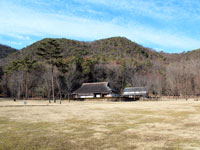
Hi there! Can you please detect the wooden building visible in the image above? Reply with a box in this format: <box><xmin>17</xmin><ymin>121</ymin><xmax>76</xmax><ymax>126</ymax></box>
<box><xmin>123</xmin><ymin>87</ymin><xmax>148</xmax><ymax>98</ymax></box>
<box><xmin>73</xmin><ymin>82</ymin><xmax>119</xmax><ymax>98</ymax></box>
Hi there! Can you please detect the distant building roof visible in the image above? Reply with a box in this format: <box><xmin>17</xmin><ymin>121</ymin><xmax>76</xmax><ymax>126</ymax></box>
<box><xmin>124</xmin><ymin>87</ymin><xmax>147</xmax><ymax>92</ymax></box>
<box><xmin>73</xmin><ymin>82</ymin><xmax>118</xmax><ymax>95</ymax></box>
<box><xmin>123</xmin><ymin>87</ymin><xmax>147</xmax><ymax>96</ymax></box>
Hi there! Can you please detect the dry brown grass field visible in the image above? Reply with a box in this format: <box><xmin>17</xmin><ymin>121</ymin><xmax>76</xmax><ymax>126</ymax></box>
<box><xmin>0</xmin><ymin>98</ymin><xmax>200</xmax><ymax>150</ymax></box>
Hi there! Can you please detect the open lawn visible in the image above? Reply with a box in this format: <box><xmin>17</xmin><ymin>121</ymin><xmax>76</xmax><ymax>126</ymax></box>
<box><xmin>0</xmin><ymin>98</ymin><xmax>200</xmax><ymax>150</ymax></box>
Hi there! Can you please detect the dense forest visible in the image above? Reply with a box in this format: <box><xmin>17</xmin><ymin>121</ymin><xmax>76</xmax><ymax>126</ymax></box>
<box><xmin>0</xmin><ymin>37</ymin><xmax>200</xmax><ymax>100</ymax></box>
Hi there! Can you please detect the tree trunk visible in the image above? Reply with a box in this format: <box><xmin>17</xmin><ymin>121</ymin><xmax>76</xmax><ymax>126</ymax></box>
<box><xmin>17</xmin><ymin>83</ymin><xmax>21</xmax><ymax>99</ymax></box>
<box><xmin>48</xmin><ymin>89</ymin><xmax>51</xmax><ymax>103</ymax></box>
<box><xmin>68</xmin><ymin>93</ymin><xmax>70</xmax><ymax>102</ymax></box>
<box><xmin>55</xmin><ymin>76</ymin><xmax>62</xmax><ymax>101</ymax></box>
<box><xmin>25</xmin><ymin>72</ymin><xmax>29</xmax><ymax>99</ymax></box>
<box><xmin>51</xmin><ymin>65</ymin><xmax>55</xmax><ymax>103</ymax></box>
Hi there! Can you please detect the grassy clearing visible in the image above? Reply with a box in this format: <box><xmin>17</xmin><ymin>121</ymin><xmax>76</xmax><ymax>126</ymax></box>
<box><xmin>0</xmin><ymin>100</ymin><xmax>200</xmax><ymax>149</ymax></box>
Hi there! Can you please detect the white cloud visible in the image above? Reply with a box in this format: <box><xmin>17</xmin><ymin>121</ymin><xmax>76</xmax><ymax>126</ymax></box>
<box><xmin>6</xmin><ymin>33</ymin><xmax>30</xmax><ymax>41</ymax></box>
<box><xmin>75</xmin><ymin>0</ymin><xmax>200</xmax><ymax>21</ymax></box>
<box><xmin>0</xmin><ymin>0</ymin><xmax>200</xmax><ymax>52</ymax></box>
<box><xmin>5</xmin><ymin>41</ymin><xmax>23</xmax><ymax>46</ymax></box>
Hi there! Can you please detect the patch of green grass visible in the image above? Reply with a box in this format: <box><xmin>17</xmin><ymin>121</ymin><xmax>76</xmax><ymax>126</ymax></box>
<box><xmin>0</xmin><ymin>117</ymin><xmax>140</xmax><ymax>150</ymax></box>
<box><xmin>0</xmin><ymin>118</ymin><xmax>54</xmax><ymax>150</ymax></box>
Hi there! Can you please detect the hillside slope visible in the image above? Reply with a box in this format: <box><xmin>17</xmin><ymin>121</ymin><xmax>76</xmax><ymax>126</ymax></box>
<box><xmin>1</xmin><ymin>37</ymin><xmax>167</xmax><ymax>66</ymax></box>
<box><xmin>0</xmin><ymin>44</ymin><xmax>17</xmax><ymax>59</ymax></box>
<box><xmin>1</xmin><ymin>36</ymin><xmax>199</xmax><ymax>67</ymax></box>
<box><xmin>1</xmin><ymin>37</ymin><xmax>200</xmax><ymax>97</ymax></box>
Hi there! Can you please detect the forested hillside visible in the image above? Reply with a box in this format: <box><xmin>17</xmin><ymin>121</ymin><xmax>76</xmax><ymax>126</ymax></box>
<box><xmin>0</xmin><ymin>37</ymin><xmax>200</xmax><ymax>99</ymax></box>
<box><xmin>0</xmin><ymin>44</ymin><xmax>17</xmax><ymax>59</ymax></box>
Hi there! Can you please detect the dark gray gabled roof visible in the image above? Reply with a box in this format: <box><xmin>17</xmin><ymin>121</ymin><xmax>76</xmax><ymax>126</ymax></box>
<box><xmin>124</xmin><ymin>87</ymin><xmax>147</xmax><ymax>92</ymax></box>
<box><xmin>73</xmin><ymin>82</ymin><xmax>118</xmax><ymax>94</ymax></box>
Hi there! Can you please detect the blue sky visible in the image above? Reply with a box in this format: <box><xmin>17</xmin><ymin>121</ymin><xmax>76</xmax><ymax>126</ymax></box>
<box><xmin>1</xmin><ymin>0</ymin><xmax>200</xmax><ymax>53</ymax></box>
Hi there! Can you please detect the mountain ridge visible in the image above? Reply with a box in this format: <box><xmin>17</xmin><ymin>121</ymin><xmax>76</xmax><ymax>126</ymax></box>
<box><xmin>1</xmin><ymin>36</ymin><xmax>200</xmax><ymax>69</ymax></box>
<box><xmin>0</xmin><ymin>37</ymin><xmax>168</xmax><ymax>68</ymax></box>
<box><xmin>0</xmin><ymin>44</ymin><xmax>18</xmax><ymax>59</ymax></box>
<box><xmin>1</xmin><ymin>36</ymin><xmax>200</xmax><ymax>60</ymax></box>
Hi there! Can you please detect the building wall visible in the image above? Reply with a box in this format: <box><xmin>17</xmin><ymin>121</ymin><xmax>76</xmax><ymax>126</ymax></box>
<box><xmin>105</xmin><ymin>93</ymin><xmax>120</xmax><ymax>97</ymax></box>
<box><xmin>79</xmin><ymin>95</ymin><xmax>94</xmax><ymax>98</ymax></box>
<box><xmin>76</xmin><ymin>93</ymin><xmax>119</xmax><ymax>98</ymax></box>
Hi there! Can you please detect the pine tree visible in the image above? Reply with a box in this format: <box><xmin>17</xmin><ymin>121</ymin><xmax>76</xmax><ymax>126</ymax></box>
<box><xmin>6</xmin><ymin>56</ymin><xmax>37</xmax><ymax>99</ymax></box>
<box><xmin>21</xmin><ymin>56</ymin><xmax>37</xmax><ymax>99</ymax></box>
<box><xmin>36</xmin><ymin>39</ymin><xmax>63</xmax><ymax>103</ymax></box>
